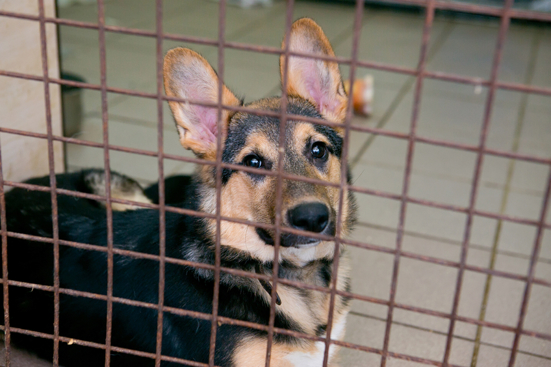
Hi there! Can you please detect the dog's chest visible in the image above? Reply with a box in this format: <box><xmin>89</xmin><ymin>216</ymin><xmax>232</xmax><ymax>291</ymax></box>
<box><xmin>283</xmin><ymin>314</ymin><xmax>347</xmax><ymax>367</ymax></box>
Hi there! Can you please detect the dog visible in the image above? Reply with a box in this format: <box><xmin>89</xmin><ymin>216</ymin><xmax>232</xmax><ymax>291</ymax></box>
<box><xmin>2</xmin><ymin>18</ymin><xmax>357</xmax><ymax>367</ymax></box>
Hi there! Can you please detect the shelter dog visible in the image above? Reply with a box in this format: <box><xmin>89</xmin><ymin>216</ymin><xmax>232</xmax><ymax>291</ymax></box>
<box><xmin>2</xmin><ymin>18</ymin><xmax>356</xmax><ymax>367</ymax></box>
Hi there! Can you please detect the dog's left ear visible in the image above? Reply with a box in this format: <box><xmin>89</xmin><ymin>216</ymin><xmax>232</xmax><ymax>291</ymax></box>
<box><xmin>280</xmin><ymin>18</ymin><xmax>348</xmax><ymax>124</ymax></box>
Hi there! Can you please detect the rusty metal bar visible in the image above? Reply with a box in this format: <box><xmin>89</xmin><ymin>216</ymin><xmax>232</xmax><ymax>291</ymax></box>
<box><xmin>0</xmin><ymin>106</ymin><xmax>11</xmax><ymax>367</ymax></box>
<box><xmin>508</xmin><ymin>168</ymin><xmax>551</xmax><ymax>365</ymax></box>
<box><xmin>4</xmin><ymin>273</ymin><xmax>551</xmax><ymax>345</ymax></box>
<box><xmin>96</xmin><ymin>1</ymin><xmax>115</xmax><ymax>366</ymax></box>
<box><xmin>322</xmin><ymin>0</ymin><xmax>365</xmax><ymax>365</ymax></box>
<box><xmin>36</xmin><ymin>0</ymin><xmax>61</xmax><ymax>364</ymax></box>
<box><xmin>264</xmin><ymin>1</ymin><xmax>296</xmax><ymax>365</ymax></box>
<box><xmin>208</xmin><ymin>0</ymin><xmax>228</xmax><ymax>365</ymax></box>
<box><xmin>3</xmin><ymin>46</ymin><xmax>551</xmax><ymax>99</ymax></box>
<box><xmin>154</xmin><ymin>0</ymin><xmax>166</xmax><ymax>366</ymax></box>
<box><xmin>442</xmin><ymin>0</ymin><xmax>515</xmax><ymax>365</ymax></box>
<box><xmin>380</xmin><ymin>1</ymin><xmax>436</xmax><ymax>365</ymax></box>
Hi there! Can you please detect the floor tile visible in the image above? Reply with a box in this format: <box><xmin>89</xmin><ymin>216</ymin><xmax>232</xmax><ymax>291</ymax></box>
<box><xmin>388</xmin><ymin>321</ymin><xmax>447</xmax><ymax>362</ymax></box>
<box><xmin>523</xmin><ymin>284</ymin><xmax>551</xmax><ymax>336</ymax></box>
<box><xmin>530</xmin><ymin>27</ymin><xmax>551</xmax><ymax>89</ymax></box>
<box><xmin>427</xmin><ymin>19</ymin><xmax>500</xmax><ymax>79</ymax></box>
<box><xmin>517</xmin><ymin>109</ymin><xmax>551</xmax><ymax>158</ymax></box>
<box><xmin>484</xmin><ymin>276</ymin><xmax>525</xmax><ymax>328</ymax></box>
<box><xmin>497</xmin><ymin>221</ymin><xmax>538</xmax><ymax>257</ymax></box>
<box><xmin>514</xmin><ymin>353</ymin><xmax>551</xmax><ymax>367</ymax></box>
<box><xmin>404</xmin><ymin>203</ymin><xmax>467</xmax><ymax>243</ymax></box>
<box><xmin>342</xmin><ymin>312</ymin><xmax>386</xmax><ymax>350</ymax></box>
<box><xmin>519</xmin><ymin>335</ymin><xmax>551</xmax><ymax>360</ymax></box>
<box><xmin>335</xmin><ymin>9</ymin><xmax>451</xmax><ymax>70</ymax></box>
<box><xmin>340</xmin><ymin>346</ymin><xmax>381</xmax><ymax>367</ymax></box>
<box><xmin>351</xmin><ymin>161</ymin><xmax>405</xmax><ymax>196</ymax></box>
<box><xmin>346</xmin><ymin>243</ymin><xmax>394</xmax><ymax>305</ymax></box>
<box><xmin>395</xmin><ymin>257</ymin><xmax>458</xmax><ymax>313</ymax></box>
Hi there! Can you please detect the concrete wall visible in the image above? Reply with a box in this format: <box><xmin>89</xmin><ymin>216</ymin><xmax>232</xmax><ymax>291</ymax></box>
<box><xmin>0</xmin><ymin>0</ymin><xmax>64</xmax><ymax>184</ymax></box>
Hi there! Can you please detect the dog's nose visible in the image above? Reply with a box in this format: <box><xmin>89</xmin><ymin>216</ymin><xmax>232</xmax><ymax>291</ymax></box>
<box><xmin>287</xmin><ymin>202</ymin><xmax>330</xmax><ymax>233</ymax></box>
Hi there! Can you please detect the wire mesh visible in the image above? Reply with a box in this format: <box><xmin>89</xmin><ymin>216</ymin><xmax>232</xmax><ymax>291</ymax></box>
<box><xmin>0</xmin><ymin>0</ymin><xmax>550</xmax><ymax>367</ymax></box>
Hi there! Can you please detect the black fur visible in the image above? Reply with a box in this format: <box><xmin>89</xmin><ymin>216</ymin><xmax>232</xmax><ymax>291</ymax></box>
<box><xmin>2</xmin><ymin>171</ymin><xmax>305</xmax><ymax>366</ymax></box>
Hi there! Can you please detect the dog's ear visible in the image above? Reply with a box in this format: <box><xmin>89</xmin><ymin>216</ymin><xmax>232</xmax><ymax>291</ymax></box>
<box><xmin>164</xmin><ymin>48</ymin><xmax>240</xmax><ymax>158</ymax></box>
<box><xmin>280</xmin><ymin>18</ymin><xmax>348</xmax><ymax>124</ymax></box>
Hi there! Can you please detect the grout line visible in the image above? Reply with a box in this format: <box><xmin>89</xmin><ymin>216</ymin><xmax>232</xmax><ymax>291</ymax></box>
<box><xmin>347</xmin><ymin>310</ymin><xmax>551</xmax><ymax>361</ymax></box>
<box><xmin>469</xmin><ymin>27</ymin><xmax>543</xmax><ymax>367</ymax></box>
<box><xmin>350</xmin><ymin>20</ymin><xmax>456</xmax><ymax>169</ymax></box>
<box><xmin>353</xmin><ymin>220</ymin><xmax>551</xmax><ymax>264</ymax></box>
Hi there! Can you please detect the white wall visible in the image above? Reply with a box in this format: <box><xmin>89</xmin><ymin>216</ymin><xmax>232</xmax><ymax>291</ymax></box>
<box><xmin>0</xmin><ymin>0</ymin><xmax>64</xmax><ymax>184</ymax></box>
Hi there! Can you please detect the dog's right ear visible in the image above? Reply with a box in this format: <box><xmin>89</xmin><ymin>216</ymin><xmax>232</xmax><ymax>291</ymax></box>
<box><xmin>164</xmin><ymin>48</ymin><xmax>240</xmax><ymax>159</ymax></box>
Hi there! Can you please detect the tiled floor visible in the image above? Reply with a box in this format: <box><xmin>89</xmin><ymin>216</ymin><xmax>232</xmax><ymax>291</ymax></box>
<box><xmin>11</xmin><ymin>0</ymin><xmax>551</xmax><ymax>366</ymax></box>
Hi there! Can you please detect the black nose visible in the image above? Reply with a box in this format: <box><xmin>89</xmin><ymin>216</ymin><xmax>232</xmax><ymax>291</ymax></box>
<box><xmin>287</xmin><ymin>203</ymin><xmax>330</xmax><ymax>234</ymax></box>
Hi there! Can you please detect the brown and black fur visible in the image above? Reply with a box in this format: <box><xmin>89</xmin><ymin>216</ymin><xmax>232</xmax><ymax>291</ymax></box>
<box><xmin>2</xmin><ymin>18</ymin><xmax>356</xmax><ymax>366</ymax></box>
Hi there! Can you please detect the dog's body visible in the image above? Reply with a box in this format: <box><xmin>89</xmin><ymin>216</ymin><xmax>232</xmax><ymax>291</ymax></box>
<box><xmin>2</xmin><ymin>19</ymin><xmax>356</xmax><ymax>366</ymax></box>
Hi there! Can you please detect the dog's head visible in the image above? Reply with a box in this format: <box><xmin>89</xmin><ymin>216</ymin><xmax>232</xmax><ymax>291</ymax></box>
<box><xmin>164</xmin><ymin>18</ymin><xmax>356</xmax><ymax>264</ymax></box>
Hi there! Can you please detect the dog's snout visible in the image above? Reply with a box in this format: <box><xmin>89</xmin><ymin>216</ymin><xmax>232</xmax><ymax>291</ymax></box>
<box><xmin>288</xmin><ymin>202</ymin><xmax>330</xmax><ymax>233</ymax></box>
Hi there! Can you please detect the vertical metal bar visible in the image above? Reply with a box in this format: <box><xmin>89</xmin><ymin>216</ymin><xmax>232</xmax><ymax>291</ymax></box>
<box><xmin>380</xmin><ymin>1</ymin><xmax>436</xmax><ymax>365</ymax></box>
<box><xmin>37</xmin><ymin>0</ymin><xmax>61</xmax><ymax>364</ymax></box>
<box><xmin>154</xmin><ymin>0</ymin><xmax>165</xmax><ymax>366</ymax></box>
<box><xmin>441</xmin><ymin>0</ymin><xmax>514</xmax><ymax>365</ymax></box>
<box><xmin>208</xmin><ymin>0</ymin><xmax>227</xmax><ymax>365</ymax></box>
<box><xmin>321</xmin><ymin>0</ymin><xmax>364</xmax><ymax>366</ymax></box>
<box><xmin>96</xmin><ymin>1</ymin><xmax>115</xmax><ymax>366</ymax></box>
<box><xmin>264</xmin><ymin>1</ymin><xmax>295</xmax><ymax>365</ymax></box>
<box><xmin>470</xmin><ymin>30</ymin><xmax>542</xmax><ymax>367</ymax></box>
<box><xmin>0</xmin><ymin>141</ymin><xmax>11</xmax><ymax>367</ymax></box>
<box><xmin>507</xmin><ymin>167</ymin><xmax>551</xmax><ymax>366</ymax></box>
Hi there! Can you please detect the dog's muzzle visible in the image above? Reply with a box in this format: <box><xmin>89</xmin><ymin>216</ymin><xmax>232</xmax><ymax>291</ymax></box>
<box><xmin>256</xmin><ymin>202</ymin><xmax>334</xmax><ymax>247</ymax></box>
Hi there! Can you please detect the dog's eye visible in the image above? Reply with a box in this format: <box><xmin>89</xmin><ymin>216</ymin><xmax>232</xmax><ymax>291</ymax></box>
<box><xmin>311</xmin><ymin>142</ymin><xmax>327</xmax><ymax>160</ymax></box>
<box><xmin>243</xmin><ymin>154</ymin><xmax>263</xmax><ymax>169</ymax></box>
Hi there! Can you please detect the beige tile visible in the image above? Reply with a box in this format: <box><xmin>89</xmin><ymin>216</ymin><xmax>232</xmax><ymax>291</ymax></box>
<box><xmin>355</xmin><ymin>191</ymin><xmax>401</xmax><ymax>229</ymax></box>
<box><xmin>343</xmin><ymin>312</ymin><xmax>386</xmax><ymax>350</ymax></box>
<box><xmin>519</xmin><ymin>335</ymin><xmax>551</xmax><ymax>360</ymax></box>
<box><xmin>498</xmin><ymin>23</ymin><xmax>540</xmax><ymax>85</ymax></box>
<box><xmin>346</xmin><ymin>243</ymin><xmax>394</xmax><ymax>304</ymax></box>
<box><xmin>354</xmin><ymin>134</ymin><xmax>409</xmax><ymax>169</ymax></box>
<box><xmin>351</xmin><ymin>161</ymin><xmax>404</xmax><ymax>196</ymax></box>
<box><xmin>335</xmin><ymin>9</ymin><xmax>450</xmax><ymax>70</ymax></box>
<box><xmin>404</xmin><ymin>203</ymin><xmax>467</xmax><ymax>243</ymax></box>
<box><xmin>510</xmin><ymin>160</ymin><xmax>550</xmax><ymax>195</ymax></box>
<box><xmin>514</xmin><ymin>353</ymin><xmax>551</xmax><ymax>367</ymax></box>
<box><xmin>517</xmin><ymin>109</ymin><xmax>551</xmax><ymax>158</ymax></box>
<box><xmin>388</xmin><ymin>322</ymin><xmax>447</xmax><ymax>362</ymax></box>
<box><xmin>504</xmin><ymin>190</ymin><xmax>546</xmax><ymax>221</ymax></box>
<box><xmin>498</xmin><ymin>221</ymin><xmax>539</xmax><ymax>257</ymax></box>
<box><xmin>339</xmin><ymin>346</ymin><xmax>381</xmax><ymax>367</ymax></box>
<box><xmin>395</xmin><ymin>257</ymin><xmax>458</xmax><ymax>313</ymax></box>
<box><xmin>476</xmin><ymin>343</ymin><xmax>511</xmax><ymax>366</ymax></box>
<box><xmin>484</xmin><ymin>277</ymin><xmax>524</xmax><ymax>328</ymax></box>
<box><xmin>530</xmin><ymin>27</ymin><xmax>551</xmax><ymax>90</ymax></box>
<box><xmin>523</xmin><ymin>284</ymin><xmax>551</xmax><ymax>336</ymax></box>
<box><xmin>540</xmin><ymin>229</ymin><xmax>551</xmax><ymax>263</ymax></box>
<box><xmin>427</xmin><ymin>20</ymin><xmax>499</xmax><ymax>79</ymax></box>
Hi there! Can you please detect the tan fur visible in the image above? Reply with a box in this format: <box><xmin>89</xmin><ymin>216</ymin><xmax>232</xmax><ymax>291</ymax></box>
<box><xmin>110</xmin><ymin>190</ymin><xmax>152</xmax><ymax>211</ymax></box>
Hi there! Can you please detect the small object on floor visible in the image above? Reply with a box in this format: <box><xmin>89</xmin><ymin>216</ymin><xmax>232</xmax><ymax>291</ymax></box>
<box><xmin>344</xmin><ymin>74</ymin><xmax>374</xmax><ymax>117</ymax></box>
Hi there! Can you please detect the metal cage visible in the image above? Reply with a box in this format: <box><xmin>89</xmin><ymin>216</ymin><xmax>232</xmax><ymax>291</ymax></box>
<box><xmin>1</xmin><ymin>0</ymin><xmax>550</xmax><ymax>366</ymax></box>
